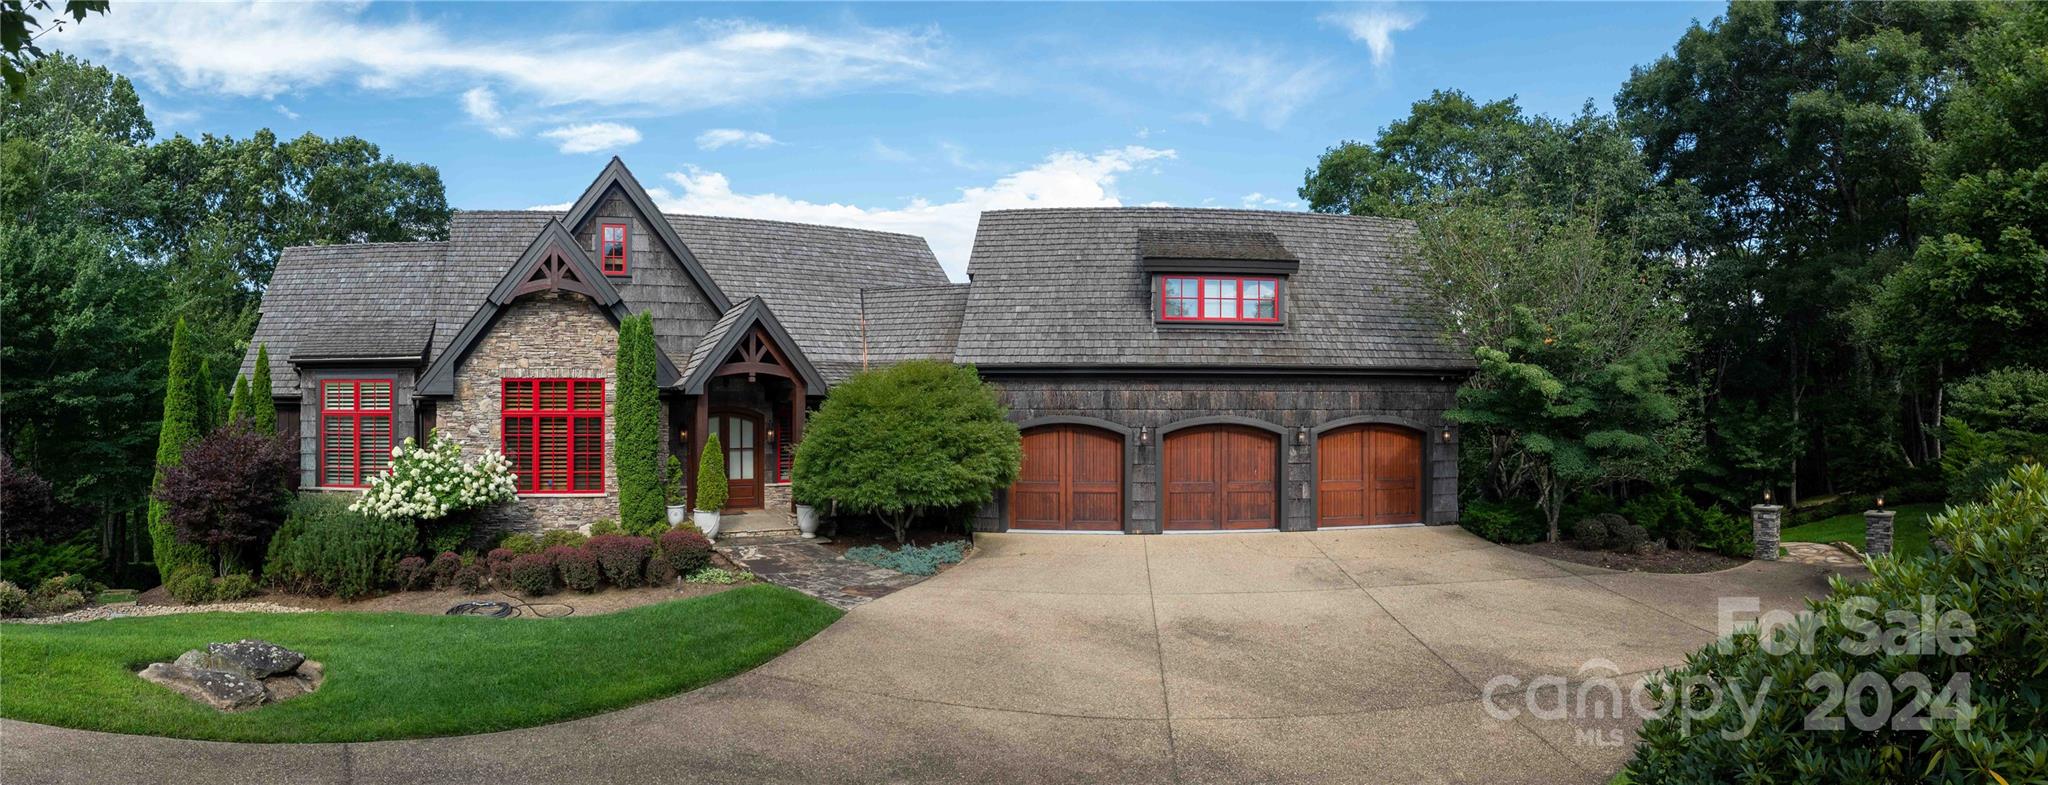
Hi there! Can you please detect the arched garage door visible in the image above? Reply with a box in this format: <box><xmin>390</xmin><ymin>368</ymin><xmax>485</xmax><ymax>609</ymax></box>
<box><xmin>1163</xmin><ymin>425</ymin><xmax>1280</xmax><ymax>530</ymax></box>
<box><xmin>1010</xmin><ymin>425</ymin><xmax>1123</xmax><ymax>531</ymax></box>
<box><xmin>1317</xmin><ymin>424</ymin><xmax>1423</xmax><ymax>527</ymax></box>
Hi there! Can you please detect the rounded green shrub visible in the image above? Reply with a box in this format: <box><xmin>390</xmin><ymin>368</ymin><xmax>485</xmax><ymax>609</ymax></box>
<box><xmin>588</xmin><ymin>519</ymin><xmax>623</xmax><ymax>536</ymax></box>
<box><xmin>1459</xmin><ymin>498</ymin><xmax>1546</xmax><ymax>544</ymax></box>
<box><xmin>166</xmin><ymin>565</ymin><xmax>214</xmax><ymax>604</ymax></box>
<box><xmin>499</xmin><ymin>532</ymin><xmax>539</xmax><ymax>555</ymax></box>
<box><xmin>695</xmin><ymin>434</ymin><xmax>728</xmax><ymax>511</ymax></box>
<box><xmin>539</xmin><ymin>529</ymin><xmax>587</xmax><ymax>550</ymax></box>
<box><xmin>0</xmin><ymin>581</ymin><xmax>26</xmax><ymax>617</ymax></box>
<box><xmin>1608</xmin><ymin>521</ymin><xmax>1649</xmax><ymax>553</ymax></box>
<box><xmin>32</xmin><ymin>588</ymin><xmax>85</xmax><ymax>614</ymax></box>
<box><xmin>1571</xmin><ymin>516</ymin><xmax>1612</xmax><ymax>550</ymax></box>
<box><xmin>211</xmin><ymin>573</ymin><xmax>257</xmax><ymax>601</ymax></box>
<box><xmin>263</xmin><ymin>493</ymin><xmax>416</xmax><ymax>600</ymax></box>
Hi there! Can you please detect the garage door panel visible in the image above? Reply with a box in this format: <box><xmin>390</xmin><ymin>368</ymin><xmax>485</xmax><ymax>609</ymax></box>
<box><xmin>1164</xmin><ymin>424</ymin><xmax>1279</xmax><ymax>531</ymax></box>
<box><xmin>1010</xmin><ymin>425</ymin><xmax>1124</xmax><ymax>531</ymax></box>
<box><xmin>1317</xmin><ymin>424</ymin><xmax>1422</xmax><ymax>527</ymax></box>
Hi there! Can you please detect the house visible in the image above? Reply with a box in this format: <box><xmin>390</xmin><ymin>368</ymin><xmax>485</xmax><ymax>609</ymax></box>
<box><xmin>243</xmin><ymin>159</ymin><xmax>1473</xmax><ymax>537</ymax></box>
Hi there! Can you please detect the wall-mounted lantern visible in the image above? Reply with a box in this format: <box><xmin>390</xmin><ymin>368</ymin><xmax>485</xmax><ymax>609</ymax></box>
<box><xmin>1294</xmin><ymin>426</ymin><xmax>1309</xmax><ymax>446</ymax></box>
<box><xmin>1138</xmin><ymin>426</ymin><xmax>1152</xmax><ymax>447</ymax></box>
<box><xmin>1439</xmin><ymin>425</ymin><xmax>1455</xmax><ymax>444</ymax></box>
<box><xmin>678</xmin><ymin>428</ymin><xmax>691</xmax><ymax>447</ymax></box>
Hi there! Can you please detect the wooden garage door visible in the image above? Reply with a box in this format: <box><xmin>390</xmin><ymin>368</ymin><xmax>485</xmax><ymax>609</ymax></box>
<box><xmin>1010</xmin><ymin>425</ymin><xmax>1123</xmax><ymax>531</ymax></box>
<box><xmin>1316</xmin><ymin>425</ymin><xmax>1423</xmax><ymax>527</ymax></box>
<box><xmin>1163</xmin><ymin>425</ymin><xmax>1279</xmax><ymax>530</ymax></box>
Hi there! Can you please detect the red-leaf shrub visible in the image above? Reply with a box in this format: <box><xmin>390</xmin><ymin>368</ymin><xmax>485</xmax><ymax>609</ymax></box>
<box><xmin>485</xmin><ymin>547</ymin><xmax>517</xmax><ymax>586</ymax></box>
<box><xmin>548</xmin><ymin>545</ymin><xmax>600</xmax><ymax>592</ymax></box>
<box><xmin>154</xmin><ymin>426</ymin><xmax>295</xmax><ymax>574</ymax></box>
<box><xmin>0</xmin><ymin>451</ymin><xmax>83</xmax><ymax>546</ymax></box>
<box><xmin>646</xmin><ymin>554</ymin><xmax>678</xmax><ymax>586</ymax></box>
<box><xmin>453</xmin><ymin>562</ymin><xmax>486</xmax><ymax>594</ymax></box>
<box><xmin>394</xmin><ymin>556</ymin><xmax>428</xmax><ymax>591</ymax></box>
<box><xmin>658</xmin><ymin>528</ymin><xmax>713</xmax><ymax>577</ymax></box>
<box><xmin>507</xmin><ymin>553</ymin><xmax>554</xmax><ymax>596</ymax></box>
<box><xmin>587</xmin><ymin>535</ymin><xmax>651</xmax><ymax>588</ymax></box>
<box><xmin>428</xmin><ymin>551</ymin><xmax>461</xmax><ymax>589</ymax></box>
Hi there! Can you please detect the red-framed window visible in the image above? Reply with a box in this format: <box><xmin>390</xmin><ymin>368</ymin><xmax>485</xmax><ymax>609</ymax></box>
<box><xmin>599</xmin><ymin>223</ymin><xmax>628</xmax><ymax>275</ymax></box>
<box><xmin>319</xmin><ymin>379</ymin><xmax>394</xmax><ymax>488</ymax></box>
<box><xmin>502</xmin><ymin>378</ymin><xmax>605</xmax><ymax>494</ymax></box>
<box><xmin>1159</xmin><ymin>275</ymin><xmax>1280</xmax><ymax>323</ymax></box>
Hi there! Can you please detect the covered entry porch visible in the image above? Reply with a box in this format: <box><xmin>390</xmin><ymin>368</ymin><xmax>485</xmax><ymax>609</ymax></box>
<box><xmin>670</xmin><ymin>298</ymin><xmax>828</xmax><ymax>516</ymax></box>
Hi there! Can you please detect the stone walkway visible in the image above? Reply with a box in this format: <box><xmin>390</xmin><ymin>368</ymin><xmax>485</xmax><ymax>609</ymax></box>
<box><xmin>1780</xmin><ymin>541</ymin><xmax>1865</xmax><ymax>568</ymax></box>
<box><xmin>717</xmin><ymin>535</ymin><xmax>926</xmax><ymax>609</ymax></box>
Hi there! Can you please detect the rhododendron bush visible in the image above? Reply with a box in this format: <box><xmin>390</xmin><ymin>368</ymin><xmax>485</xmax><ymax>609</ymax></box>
<box><xmin>350</xmin><ymin>434</ymin><xmax>517</xmax><ymax>522</ymax></box>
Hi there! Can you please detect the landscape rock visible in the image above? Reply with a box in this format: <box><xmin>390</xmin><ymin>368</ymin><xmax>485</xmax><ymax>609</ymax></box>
<box><xmin>205</xmin><ymin>639</ymin><xmax>305</xmax><ymax>678</ymax></box>
<box><xmin>138</xmin><ymin>662</ymin><xmax>267</xmax><ymax>711</ymax></box>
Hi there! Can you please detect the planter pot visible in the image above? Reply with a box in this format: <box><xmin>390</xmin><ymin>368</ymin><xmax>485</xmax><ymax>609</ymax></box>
<box><xmin>693</xmin><ymin>509</ymin><xmax>722</xmax><ymax>538</ymax></box>
<box><xmin>795</xmin><ymin>504</ymin><xmax>820</xmax><ymax>539</ymax></box>
<box><xmin>666</xmin><ymin>505</ymin><xmax>688</xmax><ymax>527</ymax></box>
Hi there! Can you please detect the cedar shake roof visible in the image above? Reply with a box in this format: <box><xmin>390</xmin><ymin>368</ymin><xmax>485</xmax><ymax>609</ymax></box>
<box><xmin>855</xmin><ymin>283</ymin><xmax>969</xmax><ymax>375</ymax></box>
<box><xmin>677</xmin><ymin>296</ymin><xmax>828</xmax><ymax>394</ymax></box>
<box><xmin>1137</xmin><ymin>228</ymin><xmax>1296</xmax><ymax>262</ymax></box>
<box><xmin>954</xmin><ymin>207</ymin><xmax>1473</xmax><ymax>371</ymax></box>
<box><xmin>289</xmin><ymin>321</ymin><xmax>433</xmax><ymax>362</ymax></box>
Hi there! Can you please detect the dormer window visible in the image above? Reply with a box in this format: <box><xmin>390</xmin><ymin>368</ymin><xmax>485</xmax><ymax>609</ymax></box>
<box><xmin>1159</xmin><ymin>275</ymin><xmax>1280</xmax><ymax>323</ymax></box>
<box><xmin>599</xmin><ymin>223</ymin><xmax>628</xmax><ymax>275</ymax></box>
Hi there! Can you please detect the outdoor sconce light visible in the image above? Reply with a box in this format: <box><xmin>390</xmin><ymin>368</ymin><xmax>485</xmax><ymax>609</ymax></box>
<box><xmin>1763</xmin><ymin>489</ymin><xmax>1774</xmax><ymax>504</ymax></box>
<box><xmin>1294</xmin><ymin>426</ymin><xmax>1309</xmax><ymax>446</ymax></box>
<box><xmin>1138</xmin><ymin>426</ymin><xmax>1152</xmax><ymax>447</ymax></box>
<box><xmin>1440</xmin><ymin>426</ymin><xmax>1454</xmax><ymax>444</ymax></box>
<box><xmin>678</xmin><ymin>428</ymin><xmax>690</xmax><ymax>446</ymax></box>
<box><xmin>766</xmin><ymin>428</ymin><xmax>778</xmax><ymax>443</ymax></box>
<box><xmin>1876</xmin><ymin>496</ymin><xmax>1885</xmax><ymax>510</ymax></box>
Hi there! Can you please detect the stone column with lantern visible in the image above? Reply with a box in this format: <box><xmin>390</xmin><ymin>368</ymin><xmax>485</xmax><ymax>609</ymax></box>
<box><xmin>1751</xmin><ymin>491</ymin><xmax>1783</xmax><ymax>561</ymax></box>
<box><xmin>1864</xmin><ymin>497</ymin><xmax>1895</xmax><ymax>557</ymax></box>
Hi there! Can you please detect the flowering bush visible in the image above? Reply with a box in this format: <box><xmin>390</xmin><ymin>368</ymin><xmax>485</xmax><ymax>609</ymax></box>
<box><xmin>350</xmin><ymin>434</ymin><xmax>517</xmax><ymax>523</ymax></box>
<box><xmin>587</xmin><ymin>535</ymin><xmax>651</xmax><ymax>588</ymax></box>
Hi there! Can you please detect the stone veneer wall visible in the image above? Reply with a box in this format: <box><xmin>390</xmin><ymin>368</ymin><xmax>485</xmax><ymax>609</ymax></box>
<box><xmin>973</xmin><ymin>374</ymin><xmax>1463</xmax><ymax>534</ymax></box>
<box><xmin>439</xmin><ymin>290</ymin><xmax>619</xmax><ymax>536</ymax></box>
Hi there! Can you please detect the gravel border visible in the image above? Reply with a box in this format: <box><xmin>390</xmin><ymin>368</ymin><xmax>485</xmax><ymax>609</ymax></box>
<box><xmin>2</xmin><ymin>602</ymin><xmax>316</xmax><ymax>625</ymax></box>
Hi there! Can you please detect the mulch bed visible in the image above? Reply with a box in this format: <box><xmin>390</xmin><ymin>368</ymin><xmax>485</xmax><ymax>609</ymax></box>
<box><xmin>1512</xmin><ymin>540</ymin><xmax>1750</xmax><ymax>574</ymax></box>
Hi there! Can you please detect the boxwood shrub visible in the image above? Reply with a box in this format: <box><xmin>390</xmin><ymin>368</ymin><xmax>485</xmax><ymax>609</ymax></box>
<box><xmin>1459</xmin><ymin>498</ymin><xmax>1546</xmax><ymax>544</ymax></box>
<box><xmin>262</xmin><ymin>493</ymin><xmax>416</xmax><ymax>599</ymax></box>
<box><xmin>1624</xmin><ymin>464</ymin><xmax>2048</xmax><ymax>784</ymax></box>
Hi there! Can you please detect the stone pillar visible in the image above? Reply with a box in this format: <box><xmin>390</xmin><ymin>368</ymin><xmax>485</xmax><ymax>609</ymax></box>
<box><xmin>1751</xmin><ymin>504</ymin><xmax>1783</xmax><ymax>561</ymax></box>
<box><xmin>1864</xmin><ymin>509</ymin><xmax>1896</xmax><ymax>557</ymax></box>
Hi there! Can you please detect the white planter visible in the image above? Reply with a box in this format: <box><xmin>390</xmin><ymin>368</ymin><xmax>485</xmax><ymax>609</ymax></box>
<box><xmin>693</xmin><ymin>509</ymin><xmax>722</xmax><ymax>538</ymax></box>
<box><xmin>666</xmin><ymin>505</ymin><xmax>688</xmax><ymax>527</ymax></box>
<box><xmin>795</xmin><ymin>504</ymin><xmax>819</xmax><ymax>539</ymax></box>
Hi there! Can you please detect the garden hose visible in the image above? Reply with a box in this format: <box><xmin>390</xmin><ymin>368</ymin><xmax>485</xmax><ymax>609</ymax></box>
<box><xmin>444</xmin><ymin>588</ymin><xmax>575</xmax><ymax>619</ymax></box>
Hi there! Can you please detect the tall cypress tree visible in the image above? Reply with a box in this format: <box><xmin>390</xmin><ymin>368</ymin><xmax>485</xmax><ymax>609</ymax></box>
<box><xmin>250</xmin><ymin>344</ymin><xmax>277</xmax><ymax>433</ymax></box>
<box><xmin>195</xmin><ymin>357</ymin><xmax>221</xmax><ymax>433</ymax></box>
<box><xmin>614</xmin><ymin>313</ymin><xmax>662</xmax><ymax>534</ymax></box>
<box><xmin>149</xmin><ymin>318</ymin><xmax>209</xmax><ymax>583</ymax></box>
<box><xmin>226</xmin><ymin>373</ymin><xmax>251</xmax><ymax>424</ymax></box>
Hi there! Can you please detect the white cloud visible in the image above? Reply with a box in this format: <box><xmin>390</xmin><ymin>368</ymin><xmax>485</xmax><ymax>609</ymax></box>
<box><xmin>1106</xmin><ymin>46</ymin><xmax>1334</xmax><ymax>129</ymax></box>
<box><xmin>462</xmin><ymin>86</ymin><xmax>517</xmax><ymax>138</ymax></box>
<box><xmin>1240</xmin><ymin>192</ymin><xmax>1301</xmax><ymax>210</ymax></box>
<box><xmin>649</xmin><ymin>146</ymin><xmax>1177</xmax><ymax>279</ymax></box>
<box><xmin>526</xmin><ymin>201</ymin><xmax>574</xmax><ymax>212</ymax></box>
<box><xmin>1322</xmin><ymin>6</ymin><xmax>1422</xmax><ymax>68</ymax></box>
<box><xmin>273</xmin><ymin>104</ymin><xmax>298</xmax><ymax>120</ymax></box>
<box><xmin>50</xmin><ymin>3</ymin><xmax>965</xmax><ymax>111</ymax></box>
<box><xmin>868</xmin><ymin>138</ymin><xmax>914</xmax><ymax>163</ymax></box>
<box><xmin>540</xmin><ymin>122</ymin><xmax>642</xmax><ymax>154</ymax></box>
<box><xmin>695</xmin><ymin>128</ymin><xmax>779</xmax><ymax>150</ymax></box>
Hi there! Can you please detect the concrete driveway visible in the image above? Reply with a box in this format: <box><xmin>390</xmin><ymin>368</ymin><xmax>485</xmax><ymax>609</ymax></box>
<box><xmin>3</xmin><ymin>527</ymin><xmax>1848</xmax><ymax>785</ymax></box>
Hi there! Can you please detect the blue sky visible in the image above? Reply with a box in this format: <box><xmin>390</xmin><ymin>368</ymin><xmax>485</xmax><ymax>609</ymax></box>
<box><xmin>51</xmin><ymin>1</ymin><xmax>1716</xmax><ymax>278</ymax></box>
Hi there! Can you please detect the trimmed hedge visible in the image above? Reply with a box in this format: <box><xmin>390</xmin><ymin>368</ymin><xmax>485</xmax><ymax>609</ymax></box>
<box><xmin>615</xmin><ymin>313</ymin><xmax>664</xmax><ymax>534</ymax></box>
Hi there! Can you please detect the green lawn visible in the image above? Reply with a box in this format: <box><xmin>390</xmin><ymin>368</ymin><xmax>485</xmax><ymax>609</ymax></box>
<box><xmin>1780</xmin><ymin>502</ymin><xmax>1942</xmax><ymax>559</ymax></box>
<box><xmin>0</xmin><ymin>584</ymin><xmax>840</xmax><ymax>742</ymax></box>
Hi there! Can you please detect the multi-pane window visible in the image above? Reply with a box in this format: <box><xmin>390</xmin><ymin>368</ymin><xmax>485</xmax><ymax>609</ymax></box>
<box><xmin>502</xmin><ymin>379</ymin><xmax>604</xmax><ymax>494</ymax></box>
<box><xmin>599</xmin><ymin>223</ymin><xmax>628</xmax><ymax>275</ymax></box>
<box><xmin>1159</xmin><ymin>276</ymin><xmax>1280</xmax><ymax>323</ymax></box>
<box><xmin>320</xmin><ymin>379</ymin><xmax>394</xmax><ymax>488</ymax></box>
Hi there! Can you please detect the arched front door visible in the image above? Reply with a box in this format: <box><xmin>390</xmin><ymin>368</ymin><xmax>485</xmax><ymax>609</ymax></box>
<box><xmin>709</xmin><ymin>412</ymin><xmax>762</xmax><ymax>510</ymax></box>
<box><xmin>1316</xmin><ymin>424</ymin><xmax>1423</xmax><ymax>526</ymax></box>
<box><xmin>1010</xmin><ymin>425</ymin><xmax>1123</xmax><ymax>531</ymax></box>
<box><xmin>1162</xmin><ymin>425</ymin><xmax>1279</xmax><ymax>530</ymax></box>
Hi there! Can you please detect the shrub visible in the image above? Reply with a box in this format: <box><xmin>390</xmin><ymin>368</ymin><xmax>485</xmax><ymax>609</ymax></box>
<box><xmin>0</xmin><ymin>451</ymin><xmax>87</xmax><ymax>548</ymax></box>
<box><xmin>664</xmin><ymin>455</ymin><xmax>686</xmax><ymax>507</ymax></box>
<box><xmin>499</xmin><ymin>532</ymin><xmax>539</xmax><ymax>555</ymax></box>
<box><xmin>31</xmin><ymin>588</ymin><xmax>86</xmax><ymax>614</ymax></box>
<box><xmin>792</xmin><ymin>360</ymin><xmax>1022</xmax><ymax>543</ymax></box>
<box><xmin>1459</xmin><ymin>498</ymin><xmax>1545</xmax><ymax>544</ymax></box>
<box><xmin>211</xmin><ymin>572</ymin><xmax>257</xmax><ymax>601</ymax></box>
<box><xmin>263</xmin><ymin>493</ymin><xmax>417</xmax><ymax>600</ymax></box>
<box><xmin>156</xmin><ymin>424</ymin><xmax>296</xmax><ymax>576</ymax></box>
<box><xmin>1571</xmin><ymin>516</ymin><xmax>1612</xmax><ymax>550</ymax></box>
<box><xmin>845</xmin><ymin>541</ymin><xmax>966</xmax><ymax>576</ymax></box>
<box><xmin>587</xmin><ymin>535</ymin><xmax>651</xmax><ymax>588</ymax></box>
<box><xmin>684</xmin><ymin>567</ymin><xmax>750</xmax><ymax>585</ymax></box>
<box><xmin>453</xmin><ymin>562</ymin><xmax>486</xmax><ymax>594</ymax></box>
<box><xmin>0</xmin><ymin>533</ymin><xmax>100</xmax><ymax>590</ymax></box>
<box><xmin>394</xmin><ymin>556</ymin><xmax>429</xmax><ymax>591</ymax></box>
<box><xmin>166</xmin><ymin>565</ymin><xmax>214</xmax><ymax>604</ymax></box>
<box><xmin>249</xmin><ymin>344</ymin><xmax>277</xmax><ymax>433</ymax></box>
<box><xmin>1667</xmin><ymin>526</ymin><xmax>1699</xmax><ymax>551</ymax></box>
<box><xmin>615</xmin><ymin>312</ymin><xmax>664</xmax><ymax>534</ymax></box>
<box><xmin>1608</xmin><ymin>522</ymin><xmax>1649</xmax><ymax>553</ymax></box>
<box><xmin>1697</xmin><ymin>509</ymin><xmax>1751</xmax><ymax>557</ymax></box>
<box><xmin>658</xmin><ymin>528</ymin><xmax>713</xmax><ymax>577</ymax></box>
<box><xmin>428</xmin><ymin>551</ymin><xmax>461</xmax><ymax>589</ymax></box>
<box><xmin>485</xmin><ymin>548</ymin><xmax>518</xmax><ymax>586</ymax></box>
<box><xmin>646</xmin><ymin>554</ymin><xmax>678</xmax><ymax>586</ymax></box>
<box><xmin>33</xmin><ymin>572</ymin><xmax>105</xmax><ymax>601</ymax></box>
<box><xmin>589</xmin><ymin>519</ymin><xmax>623</xmax><ymax>536</ymax></box>
<box><xmin>540</xmin><ymin>529</ymin><xmax>588</xmax><ymax>550</ymax></box>
<box><xmin>149</xmin><ymin>317</ymin><xmax>210</xmax><ymax>584</ymax></box>
<box><xmin>550</xmin><ymin>545</ymin><xmax>600</xmax><ymax>592</ymax></box>
<box><xmin>506</xmin><ymin>553</ymin><xmax>554</xmax><ymax>596</ymax></box>
<box><xmin>0</xmin><ymin>581</ymin><xmax>26</xmax><ymax>617</ymax></box>
<box><xmin>1624</xmin><ymin>464</ymin><xmax>2048</xmax><ymax>783</ymax></box>
<box><xmin>695</xmin><ymin>433</ymin><xmax>728</xmax><ymax>511</ymax></box>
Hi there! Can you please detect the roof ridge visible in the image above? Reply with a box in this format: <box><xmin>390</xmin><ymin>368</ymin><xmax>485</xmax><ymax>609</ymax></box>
<box><xmin>663</xmin><ymin>212</ymin><xmax>931</xmax><ymax>242</ymax></box>
<box><xmin>981</xmin><ymin>206</ymin><xmax>1411</xmax><ymax>223</ymax></box>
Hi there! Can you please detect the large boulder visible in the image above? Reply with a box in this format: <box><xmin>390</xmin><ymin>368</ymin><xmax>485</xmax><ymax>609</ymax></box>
<box><xmin>138</xmin><ymin>663</ymin><xmax>267</xmax><ymax>711</ymax></box>
<box><xmin>204</xmin><ymin>639</ymin><xmax>305</xmax><ymax>678</ymax></box>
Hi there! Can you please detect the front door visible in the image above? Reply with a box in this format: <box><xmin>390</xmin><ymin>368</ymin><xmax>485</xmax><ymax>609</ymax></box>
<box><xmin>710</xmin><ymin>413</ymin><xmax>762</xmax><ymax>510</ymax></box>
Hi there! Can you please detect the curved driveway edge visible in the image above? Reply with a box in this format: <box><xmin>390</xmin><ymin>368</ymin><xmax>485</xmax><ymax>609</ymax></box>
<box><xmin>3</xmin><ymin>527</ymin><xmax>1856</xmax><ymax>785</ymax></box>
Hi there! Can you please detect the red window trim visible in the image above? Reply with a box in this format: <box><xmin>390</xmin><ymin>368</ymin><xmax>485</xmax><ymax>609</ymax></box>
<box><xmin>599</xmin><ymin>223</ymin><xmax>629</xmax><ymax>275</ymax></box>
<box><xmin>501</xmin><ymin>377</ymin><xmax>606</xmax><ymax>496</ymax></box>
<box><xmin>1158</xmin><ymin>275</ymin><xmax>1281</xmax><ymax>323</ymax></box>
<box><xmin>318</xmin><ymin>378</ymin><xmax>395</xmax><ymax>489</ymax></box>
